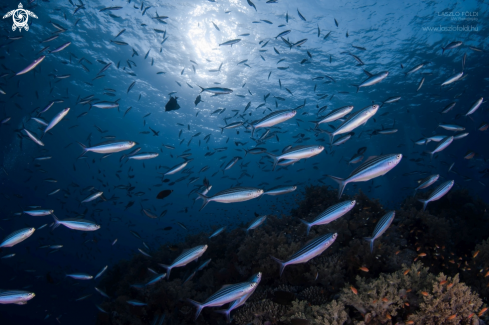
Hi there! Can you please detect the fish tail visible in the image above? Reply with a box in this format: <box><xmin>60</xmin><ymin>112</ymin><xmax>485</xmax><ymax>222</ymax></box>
<box><xmin>418</xmin><ymin>199</ymin><xmax>428</xmax><ymax>211</ymax></box>
<box><xmin>323</xmin><ymin>131</ymin><xmax>334</xmax><ymax>145</ymax></box>
<box><xmin>299</xmin><ymin>219</ymin><xmax>312</xmax><ymax>236</ymax></box>
<box><xmin>158</xmin><ymin>264</ymin><xmax>172</xmax><ymax>280</ymax></box>
<box><xmin>51</xmin><ymin>214</ymin><xmax>60</xmax><ymax>231</ymax></box>
<box><xmin>219</xmin><ymin>127</ymin><xmax>224</xmax><ymax>134</ymax></box>
<box><xmin>198</xmin><ymin>86</ymin><xmax>205</xmax><ymax>93</ymax></box>
<box><xmin>326</xmin><ymin>175</ymin><xmax>347</xmax><ymax>199</ymax></box>
<box><xmin>310</xmin><ymin>121</ymin><xmax>319</xmax><ymax>129</ymax></box>
<box><xmin>363</xmin><ymin>237</ymin><xmax>374</xmax><ymax>253</ymax></box>
<box><xmin>250</xmin><ymin>125</ymin><xmax>256</xmax><ymax>138</ymax></box>
<box><xmin>186</xmin><ymin>299</ymin><xmax>204</xmax><ymax>320</ymax></box>
<box><xmin>424</xmin><ymin>150</ymin><xmax>433</xmax><ymax>161</ymax></box>
<box><xmin>270</xmin><ymin>255</ymin><xmax>286</xmax><ymax>276</ymax></box>
<box><xmin>413</xmin><ymin>188</ymin><xmax>417</xmax><ymax>197</ymax></box>
<box><xmin>351</xmin><ymin>84</ymin><xmax>359</xmax><ymax>93</ymax></box>
<box><xmin>198</xmin><ymin>193</ymin><xmax>210</xmax><ymax>211</ymax></box>
<box><xmin>214</xmin><ymin>309</ymin><xmax>232</xmax><ymax>323</ymax></box>
<box><xmin>442</xmin><ymin>47</ymin><xmax>445</xmax><ymax>55</ymax></box>
<box><xmin>76</xmin><ymin>142</ymin><xmax>87</xmax><ymax>158</ymax></box>
<box><xmin>265</xmin><ymin>152</ymin><xmax>278</xmax><ymax>171</ymax></box>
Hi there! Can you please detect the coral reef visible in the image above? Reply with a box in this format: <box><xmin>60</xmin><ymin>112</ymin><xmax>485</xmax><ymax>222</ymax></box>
<box><xmin>96</xmin><ymin>186</ymin><xmax>489</xmax><ymax>325</ymax></box>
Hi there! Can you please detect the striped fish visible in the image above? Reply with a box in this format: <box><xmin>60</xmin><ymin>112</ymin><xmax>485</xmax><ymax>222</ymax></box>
<box><xmin>0</xmin><ymin>228</ymin><xmax>35</xmax><ymax>248</ymax></box>
<box><xmin>327</xmin><ymin>154</ymin><xmax>402</xmax><ymax>199</ymax></box>
<box><xmin>425</xmin><ymin>136</ymin><xmax>453</xmax><ymax>160</ymax></box>
<box><xmin>77</xmin><ymin>140</ymin><xmax>136</xmax><ymax>157</ymax></box>
<box><xmin>52</xmin><ymin>214</ymin><xmax>100</xmax><ymax>231</ymax></box>
<box><xmin>363</xmin><ymin>211</ymin><xmax>395</xmax><ymax>252</ymax></box>
<box><xmin>320</xmin><ymin>105</ymin><xmax>379</xmax><ymax>144</ymax></box>
<box><xmin>250</xmin><ymin>110</ymin><xmax>296</xmax><ymax>137</ymax></box>
<box><xmin>44</xmin><ymin>108</ymin><xmax>70</xmax><ymax>134</ymax></box>
<box><xmin>263</xmin><ymin>185</ymin><xmax>297</xmax><ymax>196</ymax></box>
<box><xmin>214</xmin><ymin>273</ymin><xmax>262</xmax><ymax>322</ymax></box>
<box><xmin>209</xmin><ymin>227</ymin><xmax>226</xmax><ymax>239</ymax></box>
<box><xmin>164</xmin><ymin>160</ymin><xmax>190</xmax><ymax>175</ymax></box>
<box><xmin>23</xmin><ymin>209</ymin><xmax>53</xmax><ymax>216</ymax></box>
<box><xmin>66</xmin><ymin>273</ymin><xmax>93</xmax><ymax>280</ymax></box>
<box><xmin>312</xmin><ymin>105</ymin><xmax>354</xmax><ymax>128</ymax></box>
<box><xmin>299</xmin><ymin>200</ymin><xmax>356</xmax><ymax>235</ymax></box>
<box><xmin>246</xmin><ymin>215</ymin><xmax>267</xmax><ymax>234</ymax></box>
<box><xmin>159</xmin><ymin>245</ymin><xmax>208</xmax><ymax>279</ymax></box>
<box><xmin>0</xmin><ymin>290</ymin><xmax>35</xmax><ymax>305</ymax></box>
<box><xmin>413</xmin><ymin>174</ymin><xmax>439</xmax><ymax>196</ymax></box>
<box><xmin>198</xmin><ymin>187</ymin><xmax>263</xmax><ymax>211</ymax></box>
<box><xmin>265</xmin><ymin>145</ymin><xmax>324</xmax><ymax>171</ymax></box>
<box><xmin>465</xmin><ymin>97</ymin><xmax>483</xmax><ymax>116</ymax></box>
<box><xmin>418</xmin><ymin>180</ymin><xmax>454</xmax><ymax>211</ymax></box>
<box><xmin>187</xmin><ymin>281</ymin><xmax>257</xmax><ymax>320</ymax></box>
<box><xmin>270</xmin><ymin>233</ymin><xmax>337</xmax><ymax>276</ymax></box>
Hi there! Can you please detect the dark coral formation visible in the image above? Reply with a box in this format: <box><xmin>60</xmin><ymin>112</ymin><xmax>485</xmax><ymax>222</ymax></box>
<box><xmin>96</xmin><ymin>186</ymin><xmax>489</xmax><ymax>325</ymax></box>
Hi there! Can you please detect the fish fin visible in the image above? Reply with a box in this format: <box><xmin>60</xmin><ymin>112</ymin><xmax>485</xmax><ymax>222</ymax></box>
<box><xmin>363</xmin><ymin>237</ymin><xmax>374</xmax><ymax>253</ymax></box>
<box><xmin>158</xmin><ymin>264</ymin><xmax>172</xmax><ymax>280</ymax></box>
<box><xmin>214</xmin><ymin>308</ymin><xmax>232</xmax><ymax>323</ymax></box>
<box><xmin>51</xmin><ymin>214</ymin><xmax>60</xmax><ymax>231</ymax></box>
<box><xmin>76</xmin><ymin>142</ymin><xmax>87</xmax><ymax>159</ymax></box>
<box><xmin>186</xmin><ymin>299</ymin><xmax>204</xmax><ymax>320</ymax></box>
<box><xmin>418</xmin><ymin>199</ymin><xmax>428</xmax><ymax>211</ymax></box>
<box><xmin>265</xmin><ymin>152</ymin><xmax>278</xmax><ymax>171</ymax></box>
<box><xmin>198</xmin><ymin>193</ymin><xmax>209</xmax><ymax>211</ymax></box>
<box><xmin>270</xmin><ymin>255</ymin><xmax>286</xmax><ymax>276</ymax></box>
<box><xmin>299</xmin><ymin>219</ymin><xmax>312</xmax><ymax>236</ymax></box>
<box><xmin>363</xmin><ymin>69</ymin><xmax>373</xmax><ymax>77</ymax></box>
<box><xmin>198</xmin><ymin>86</ymin><xmax>205</xmax><ymax>93</ymax></box>
<box><xmin>326</xmin><ymin>175</ymin><xmax>347</xmax><ymax>199</ymax></box>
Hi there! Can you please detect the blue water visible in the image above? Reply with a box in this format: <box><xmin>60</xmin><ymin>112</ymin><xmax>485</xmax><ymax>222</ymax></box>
<box><xmin>0</xmin><ymin>0</ymin><xmax>488</xmax><ymax>323</ymax></box>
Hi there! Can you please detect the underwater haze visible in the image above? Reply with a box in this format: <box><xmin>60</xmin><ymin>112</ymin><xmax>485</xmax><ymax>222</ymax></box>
<box><xmin>0</xmin><ymin>0</ymin><xmax>489</xmax><ymax>324</ymax></box>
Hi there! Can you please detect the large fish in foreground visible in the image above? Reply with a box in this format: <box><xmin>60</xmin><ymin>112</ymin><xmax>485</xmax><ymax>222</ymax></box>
<box><xmin>270</xmin><ymin>233</ymin><xmax>337</xmax><ymax>276</ymax></box>
<box><xmin>77</xmin><ymin>140</ymin><xmax>136</xmax><ymax>157</ymax></box>
<box><xmin>418</xmin><ymin>180</ymin><xmax>454</xmax><ymax>211</ymax></box>
<box><xmin>198</xmin><ymin>187</ymin><xmax>263</xmax><ymax>211</ymax></box>
<box><xmin>265</xmin><ymin>145</ymin><xmax>324</xmax><ymax>171</ymax></box>
<box><xmin>0</xmin><ymin>290</ymin><xmax>35</xmax><ymax>305</ymax></box>
<box><xmin>327</xmin><ymin>154</ymin><xmax>403</xmax><ymax>199</ymax></box>
<box><xmin>320</xmin><ymin>105</ymin><xmax>379</xmax><ymax>144</ymax></box>
<box><xmin>187</xmin><ymin>281</ymin><xmax>257</xmax><ymax>320</ymax></box>
<box><xmin>52</xmin><ymin>215</ymin><xmax>100</xmax><ymax>231</ymax></box>
<box><xmin>214</xmin><ymin>273</ymin><xmax>262</xmax><ymax>322</ymax></box>
<box><xmin>0</xmin><ymin>228</ymin><xmax>35</xmax><ymax>248</ymax></box>
<box><xmin>159</xmin><ymin>245</ymin><xmax>208</xmax><ymax>279</ymax></box>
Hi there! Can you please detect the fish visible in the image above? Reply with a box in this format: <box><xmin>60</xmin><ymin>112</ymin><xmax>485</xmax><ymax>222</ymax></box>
<box><xmin>442</xmin><ymin>41</ymin><xmax>462</xmax><ymax>54</ymax></box>
<box><xmin>246</xmin><ymin>214</ymin><xmax>267</xmax><ymax>234</ymax></box>
<box><xmin>250</xmin><ymin>110</ymin><xmax>296</xmax><ymax>137</ymax></box>
<box><xmin>465</xmin><ymin>97</ymin><xmax>483</xmax><ymax>116</ymax></box>
<box><xmin>187</xmin><ymin>281</ymin><xmax>258</xmax><ymax>320</ymax></box>
<box><xmin>327</xmin><ymin>154</ymin><xmax>402</xmax><ymax>198</ymax></box>
<box><xmin>77</xmin><ymin>141</ymin><xmax>136</xmax><ymax>157</ymax></box>
<box><xmin>441</xmin><ymin>102</ymin><xmax>456</xmax><ymax>114</ymax></box>
<box><xmin>418</xmin><ymin>180</ymin><xmax>454</xmax><ymax>211</ymax></box>
<box><xmin>157</xmin><ymin>190</ymin><xmax>173</xmax><ymax>199</ymax></box>
<box><xmin>214</xmin><ymin>273</ymin><xmax>262</xmax><ymax>322</ymax></box>
<box><xmin>16</xmin><ymin>56</ymin><xmax>45</xmax><ymax>75</ymax></box>
<box><xmin>165</xmin><ymin>97</ymin><xmax>180</xmax><ymax>111</ymax></box>
<box><xmin>425</xmin><ymin>136</ymin><xmax>453</xmax><ymax>160</ymax></box>
<box><xmin>164</xmin><ymin>161</ymin><xmax>190</xmax><ymax>175</ymax></box>
<box><xmin>263</xmin><ymin>185</ymin><xmax>297</xmax><ymax>196</ymax></box>
<box><xmin>0</xmin><ymin>228</ymin><xmax>35</xmax><ymax>248</ymax></box>
<box><xmin>0</xmin><ymin>290</ymin><xmax>35</xmax><ymax>305</ymax></box>
<box><xmin>320</xmin><ymin>105</ymin><xmax>379</xmax><ymax>144</ymax></box>
<box><xmin>441</xmin><ymin>71</ymin><xmax>463</xmax><ymax>87</ymax></box>
<box><xmin>219</xmin><ymin>39</ymin><xmax>241</xmax><ymax>47</ymax></box>
<box><xmin>199</xmin><ymin>87</ymin><xmax>233</xmax><ymax>94</ymax></box>
<box><xmin>128</xmin><ymin>153</ymin><xmax>159</xmax><ymax>160</ymax></box>
<box><xmin>270</xmin><ymin>233</ymin><xmax>337</xmax><ymax>276</ymax></box>
<box><xmin>24</xmin><ymin>129</ymin><xmax>44</xmax><ymax>146</ymax></box>
<box><xmin>94</xmin><ymin>265</ymin><xmax>108</xmax><ymax>279</ymax></box>
<box><xmin>51</xmin><ymin>215</ymin><xmax>100</xmax><ymax>231</ymax></box>
<box><xmin>312</xmin><ymin>106</ymin><xmax>354</xmax><ymax>128</ymax></box>
<box><xmin>352</xmin><ymin>70</ymin><xmax>389</xmax><ymax>93</ymax></box>
<box><xmin>363</xmin><ymin>211</ymin><xmax>395</xmax><ymax>252</ymax></box>
<box><xmin>299</xmin><ymin>201</ymin><xmax>356</xmax><ymax>235</ymax></box>
<box><xmin>198</xmin><ymin>187</ymin><xmax>264</xmax><ymax>211</ymax></box>
<box><xmin>44</xmin><ymin>108</ymin><xmax>70</xmax><ymax>134</ymax></box>
<box><xmin>81</xmin><ymin>192</ymin><xmax>103</xmax><ymax>203</ymax></box>
<box><xmin>159</xmin><ymin>245</ymin><xmax>208</xmax><ymax>279</ymax></box>
<box><xmin>265</xmin><ymin>145</ymin><xmax>324</xmax><ymax>171</ymax></box>
<box><xmin>414</xmin><ymin>174</ymin><xmax>439</xmax><ymax>196</ymax></box>
<box><xmin>209</xmin><ymin>227</ymin><xmax>226</xmax><ymax>239</ymax></box>
<box><xmin>23</xmin><ymin>209</ymin><xmax>53</xmax><ymax>217</ymax></box>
